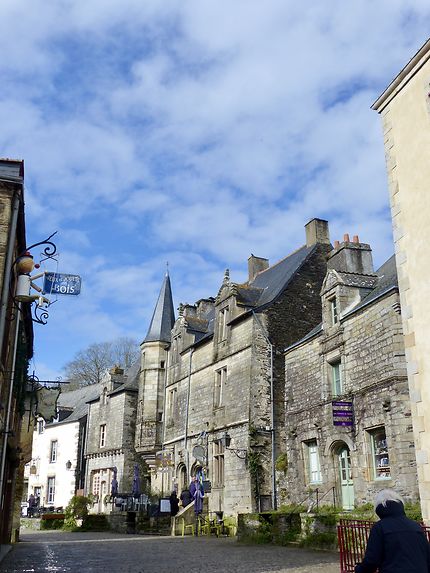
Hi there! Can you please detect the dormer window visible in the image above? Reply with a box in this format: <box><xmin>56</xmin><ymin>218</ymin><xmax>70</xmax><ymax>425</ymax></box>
<box><xmin>218</xmin><ymin>306</ymin><xmax>229</xmax><ymax>341</ymax></box>
<box><xmin>329</xmin><ymin>296</ymin><xmax>339</xmax><ymax>325</ymax></box>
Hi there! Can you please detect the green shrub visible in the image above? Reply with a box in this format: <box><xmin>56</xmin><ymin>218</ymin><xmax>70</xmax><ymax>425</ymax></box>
<box><xmin>299</xmin><ymin>531</ymin><xmax>337</xmax><ymax>549</ymax></box>
<box><xmin>63</xmin><ymin>495</ymin><xmax>91</xmax><ymax>530</ymax></box>
<box><xmin>404</xmin><ymin>502</ymin><xmax>422</xmax><ymax>521</ymax></box>
<box><xmin>81</xmin><ymin>514</ymin><xmax>110</xmax><ymax>531</ymax></box>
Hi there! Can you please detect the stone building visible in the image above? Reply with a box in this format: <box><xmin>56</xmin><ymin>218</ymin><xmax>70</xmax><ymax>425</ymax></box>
<box><xmin>372</xmin><ymin>38</ymin><xmax>430</xmax><ymax>522</ymax></box>
<box><xmin>280</xmin><ymin>236</ymin><xmax>418</xmax><ymax>510</ymax></box>
<box><xmin>85</xmin><ymin>365</ymin><xmax>140</xmax><ymax>513</ymax></box>
<box><xmin>137</xmin><ymin>219</ymin><xmax>332</xmax><ymax>515</ymax></box>
<box><xmin>0</xmin><ymin>159</ymin><xmax>34</xmax><ymax>543</ymax></box>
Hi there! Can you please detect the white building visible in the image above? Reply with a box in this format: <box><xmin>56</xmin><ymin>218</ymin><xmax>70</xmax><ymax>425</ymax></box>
<box><xmin>27</xmin><ymin>384</ymin><xmax>102</xmax><ymax>509</ymax></box>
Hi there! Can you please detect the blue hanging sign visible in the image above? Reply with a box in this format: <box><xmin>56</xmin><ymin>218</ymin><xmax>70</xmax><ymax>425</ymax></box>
<box><xmin>43</xmin><ymin>272</ymin><xmax>82</xmax><ymax>296</ymax></box>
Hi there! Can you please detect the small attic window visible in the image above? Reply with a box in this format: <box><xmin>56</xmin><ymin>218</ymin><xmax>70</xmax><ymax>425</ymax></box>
<box><xmin>329</xmin><ymin>296</ymin><xmax>339</xmax><ymax>325</ymax></box>
<box><xmin>218</xmin><ymin>306</ymin><xmax>229</xmax><ymax>341</ymax></box>
<box><xmin>101</xmin><ymin>387</ymin><xmax>108</xmax><ymax>406</ymax></box>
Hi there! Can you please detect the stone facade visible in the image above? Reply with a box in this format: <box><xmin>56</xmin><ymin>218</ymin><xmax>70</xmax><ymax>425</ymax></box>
<box><xmin>280</xmin><ymin>237</ymin><xmax>419</xmax><ymax>509</ymax></box>
<box><xmin>372</xmin><ymin>38</ymin><xmax>430</xmax><ymax>522</ymax></box>
<box><xmin>85</xmin><ymin>367</ymin><xmax>139</xmax><ymax>513</ymax></box>
<box><xmin>0</xmin><ymin>159</ymin><xmax>34</xmax><ymax>543</ymax></box>
<box><xmin>138</xmin><ymin>219</ymin><xmax>332</xmax><ymax>516</ymax></box>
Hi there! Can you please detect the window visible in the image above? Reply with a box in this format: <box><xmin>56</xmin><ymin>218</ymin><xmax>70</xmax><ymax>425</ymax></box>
<box><xmin>99</xmin><ymin>424</ymin><xmax>106</xmax><ymax>448</ymax></box>
<box><xmin>47</xmin><ymin>477</ymin><xmax>55</xmax><ymax>504</ymax></box>
<box><xmin>49</xmin><ymin>441</ymin><xmax>57</xmax><ymax>463</ymax></box>
<box><xmin>160</xmin><ymin>360</ymin><xmax>165</xmax><ymax>369</ymax></box>
<box><xmin>370</xmin><ymin>428</ymin><xmax>391</xmax><ymax>480</ymax></box>
<box><xmin>331</xmin><ymin>360</ymin><xmax>342</xmax><ymax>396</ymax></box>
<box><xmin>171</xmin><ymin>336</ymin><xmax>181</xmax><ymax>364</ymax></box>
<box><xmin>213</xmin><ymin>440</ymin><xmax>225</xmax><ymax>486</ymax></box>
<box><xmin>92</xmin><ymin>473</ymin><xmax>100</xmax><ymax>497</ymax></box>
<box><xmin>329</xmin><ymin>297</ymin><xmax>339</xmax><ymax>325</ymax></box>
<box><xmin>167</xmin><ymin>387</ymin><xmax>177</xmax><ymax>424</ymax></box>
<box><xmin>101</xmin><ymin>387</ymin><xmax>107</xmax><ymax>406</ymax></box>
<box><xmin>214</xmin><ymin>367</ymin><xmax>227</xmax><ymax>408</ymax></box>
<box><xmin>218</xmin><ymin>307</ymin><xmax>229</xmax><ymax>341</ymax></box>
<box><xmin>37</xmin><ymin>420</ymin><xmax>44</xmax><ymax>434</ymax></box>
<box><xmin>305</xmin><ymin>440</ymin><xmax>322</xmax><ymax>483</ymax></box>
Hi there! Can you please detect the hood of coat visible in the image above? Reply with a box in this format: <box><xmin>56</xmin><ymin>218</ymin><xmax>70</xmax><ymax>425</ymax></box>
<box><xmin>375</xmin><ymin>499</ymin><xmax>406</xmax><ymax>519</ymax></box>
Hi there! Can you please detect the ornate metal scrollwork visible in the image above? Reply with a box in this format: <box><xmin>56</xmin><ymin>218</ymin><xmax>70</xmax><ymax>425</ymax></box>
<box><xmin>10</xmin><ymin>231</ymin><xmax>58</xmax><ymax>325</ymax></box>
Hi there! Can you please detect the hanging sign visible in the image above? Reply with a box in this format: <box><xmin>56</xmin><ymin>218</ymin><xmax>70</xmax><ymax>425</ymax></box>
<box><xmin>332</xmin><ymin>401</ymin><xmax>354</xmax><ymax>427</ymax></box>
<box><xmin>43</xmin><ymin>272</ymin><xmax>82</xmax><ymax>295</ymax></box>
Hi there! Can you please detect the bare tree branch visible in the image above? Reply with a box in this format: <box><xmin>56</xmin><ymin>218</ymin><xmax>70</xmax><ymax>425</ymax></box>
<box><xmin>63</xmin><ymin>337</ymin><xmax>139</xmax><ymax>386</ymax></box>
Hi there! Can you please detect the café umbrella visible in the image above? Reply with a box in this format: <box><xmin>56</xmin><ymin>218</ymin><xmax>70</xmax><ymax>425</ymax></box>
<box><xmin>132</xmin><ymin>464</ymin><xmax>141</xmax><ymax>496</ymax></box>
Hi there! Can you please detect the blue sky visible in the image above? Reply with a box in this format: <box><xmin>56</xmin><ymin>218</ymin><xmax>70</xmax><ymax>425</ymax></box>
<box><xmin>1</xmin><ymin>1</ymin><xmax>429</xmax><ymax>380</ymax></box>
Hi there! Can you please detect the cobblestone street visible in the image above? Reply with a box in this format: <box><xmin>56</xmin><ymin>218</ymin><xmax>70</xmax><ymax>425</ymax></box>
<box><xmin>0</xmin><ymin>530</ymin><xmax>339</xmax><ymax>573</ymax></box>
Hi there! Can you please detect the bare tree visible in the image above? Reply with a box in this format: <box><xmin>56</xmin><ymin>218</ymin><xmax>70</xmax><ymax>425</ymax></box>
<box><xmin>63</xmin><ymin>337</ymin><xmax>139</xmax><ymax>386</ymax></box>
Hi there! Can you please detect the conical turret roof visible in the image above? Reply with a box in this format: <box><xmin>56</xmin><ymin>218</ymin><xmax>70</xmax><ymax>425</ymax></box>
<box><xmin>144</xmin><ymin>271</ymin><xmax>175</xmax><ymax>343</ymax></box>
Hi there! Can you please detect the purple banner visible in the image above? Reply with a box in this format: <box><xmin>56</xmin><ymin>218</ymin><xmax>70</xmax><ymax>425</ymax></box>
<box><xmin>332</xmin><ymin>400</ymin><xmax>353</xmax><ymax>427</ymax></box>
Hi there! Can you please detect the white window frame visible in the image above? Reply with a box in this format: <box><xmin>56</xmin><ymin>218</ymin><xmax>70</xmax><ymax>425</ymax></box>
<box><xmin>331</xmin><ymin>360</ymin><xmax>342</xmax><ymax>396</ymax></box>
<box><xmin>218</xmin><ymin>307</ymin><xmax>229</xmax><ymax>341</ymax></box>
<box><xmin>213</xmin><ymin>440</ymin><xmax>225</xmax><ymax>486</ymax></box>
<box><xmin>49</xmin><ymin>440</ymin><xmax>57</xmax><ymax>463</ymax></box>
<box><xmin>369</xmin><ymin>428</ymin><xmax>391</xmax><ymax>480</ymax></box>
<box><xmin>38</xmin><ymin>420</ymin><xmax>44</xmax><ymax>434</ymax></box>
<box><xmin>47</xmin><ymin>477</ymin><xmax>55</xmax><ymax>504</ymax></box>
<box><xmin>214</xmin><ymin>367</ymin><xmax>227</xmax><ymax>409</ymax></box>
<box><xmin>305</xmin><ymin>440</ymin><xmax>322</xmax><ymax>484</ymax></box>
<box><xmin>329</xmin><ymin>296</ymin><xmax>339</xmax><ymax>325</ymax></box>
<box><xmin>99</xmin><ymin>424</ymin><xmax>106</xmax><ymax>448</ymax></box>
<box><xmin>167</xmin><ymin>387</ymin><xmax>177</xmax><ymax>424</ymax></box>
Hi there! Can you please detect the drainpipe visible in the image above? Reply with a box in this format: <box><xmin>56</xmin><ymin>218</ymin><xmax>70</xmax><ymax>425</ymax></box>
<box><xmin>184</xmin><ymin>348</ymin><xmax>194</xmax><ymax>478</ymax></box>
<box><xmin>252</xmin><ymin>311</ymin><xmax>277</xmax><ymax>511</ymax></box>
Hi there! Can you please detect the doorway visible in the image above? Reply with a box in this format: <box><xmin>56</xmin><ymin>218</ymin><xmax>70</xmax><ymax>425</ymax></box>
<box><xmin>338</xmin><ymin>445</ymin><xmax>354</xmax><ymax>510</ymax></box>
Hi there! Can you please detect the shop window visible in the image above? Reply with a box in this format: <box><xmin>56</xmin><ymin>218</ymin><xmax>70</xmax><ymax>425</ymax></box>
<box><xmin>369</xmin><ymin>428</ymin><xmax>391</xmax><ymax>480</ymax></box>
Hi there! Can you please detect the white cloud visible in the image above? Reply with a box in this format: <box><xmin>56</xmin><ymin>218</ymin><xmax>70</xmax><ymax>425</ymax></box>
<box><xmin>1</xmin><ymin>0</ymin><xmax>429</xmax><ymax>371</ymax></box>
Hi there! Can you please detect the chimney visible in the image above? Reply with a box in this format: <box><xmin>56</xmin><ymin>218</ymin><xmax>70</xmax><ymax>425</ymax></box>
<box><xmin>248</xmin><ymin>255</ymin><xmax>269</xmax><ymax>282</ymax></box>
<box><xmin>109</xmin><ymin>366</ymin><xmax>125</xmax><ymax>391</ymax></box>
<box><xmin>305</xmin><ymin>218</ymin><xmax>330</xmax><ymax>247</ymax></box>
<box><xmin>327</xmin><ymin>235</ymin><xmax>375</xmax><ymax>275</ymax></box>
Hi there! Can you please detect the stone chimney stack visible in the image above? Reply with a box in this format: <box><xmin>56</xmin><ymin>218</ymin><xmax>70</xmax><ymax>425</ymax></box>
<box><xmin>248</xmin><ymin>255</ymin><xmax>269</xmax><ymax>282</ymax></box>
<box><xmin>327</xmin><ymin>235</ymin><xmax>375</xmax><ymax>275</ymax></box>
<box><xmin>305</xmin><ymin>218</ymin><xmax>330</xmax><ymax>247</ymax></box>
<box><xmin>109</xmin><ymin>366</ymin><xmax>125</xmax><ymax>391</ymax></box>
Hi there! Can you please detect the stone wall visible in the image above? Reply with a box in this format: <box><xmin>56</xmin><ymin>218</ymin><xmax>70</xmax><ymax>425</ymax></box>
<box><xmin>281</xmin><ymin>289</ymin><xmax>419</xmax><ymax>507</ymax></box>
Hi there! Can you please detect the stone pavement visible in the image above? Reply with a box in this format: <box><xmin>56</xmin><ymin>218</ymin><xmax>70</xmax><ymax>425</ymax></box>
<box><xmin>0</xmin><ymin>529</ymin><xmax>340</xmax><ymax>573</ymax></box>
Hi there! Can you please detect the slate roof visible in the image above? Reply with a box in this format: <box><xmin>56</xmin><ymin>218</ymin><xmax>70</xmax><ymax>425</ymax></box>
<box><xmin>344</xmin><ymin>254</ymin><xmax>398</xmax><ymax>316</ymax></box>
<box><xmin>144</xmin><ymin>272</ymin><xmax>175</xmax><ymax>343</ymax></box>
<box><xmin>250</xmin><ymin>245</ymin><xmax>316</xmax><ymax>308</ymax></box>
<box><xmin>285</xmin><ymin>254</ymin><xmax>398</xmax><ymax>352</ymax></box>
<box><xmin>48</xmin><ymin>383</ymin><xmax>104</xmax><ymax>426</ymax></box>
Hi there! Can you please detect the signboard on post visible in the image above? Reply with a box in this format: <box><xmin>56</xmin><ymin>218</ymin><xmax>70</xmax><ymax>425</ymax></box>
<box><xmin>43</xmin><ymin>272</ymin><xmax>81</xmax><ymax>296</ymax></box>
<box><xmin>332</xmin><ymin>401</ymin><xmax>354</xmax><ymax>427</ymax></box>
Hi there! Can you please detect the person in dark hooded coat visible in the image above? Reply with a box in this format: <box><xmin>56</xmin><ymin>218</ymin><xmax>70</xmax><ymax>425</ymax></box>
<box><xmin>355</xmin><ymin>489</ymin><xmax>430</xmax><ymax>573</ymax></box>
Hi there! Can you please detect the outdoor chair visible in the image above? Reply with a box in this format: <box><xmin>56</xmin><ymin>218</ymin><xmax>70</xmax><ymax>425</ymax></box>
<box><xmin>180</xmin><ymin>517</ymin><xmax>195</xmax><ymax>537</ymax></box>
